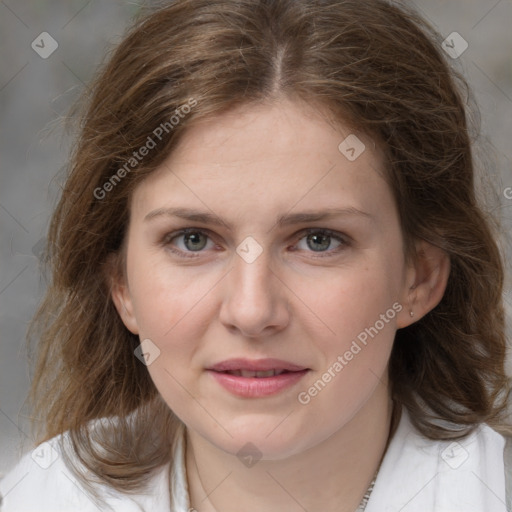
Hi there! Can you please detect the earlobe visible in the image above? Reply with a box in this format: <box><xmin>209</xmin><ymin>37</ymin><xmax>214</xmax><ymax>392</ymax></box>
<box><xmin>105</xmin><ymin>253</ymin><xmax>140</xmax><ymax>335</ymax></box>
<box><xmin>397</xmin><ymin>241</ymin><xmax>450</xmax><ymax>328</ymax></box>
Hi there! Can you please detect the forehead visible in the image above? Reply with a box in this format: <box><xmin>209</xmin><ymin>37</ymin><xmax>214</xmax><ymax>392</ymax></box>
<box><xmin>131</xmin><ymin>98</ymin><xmax>393</xmax><ymax>224</ymax></box>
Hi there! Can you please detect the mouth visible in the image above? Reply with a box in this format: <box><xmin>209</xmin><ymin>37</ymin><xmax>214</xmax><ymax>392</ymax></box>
<box><xmin>208</xmin><ymin>357</ymin><xmax>309</xmax><ymax>373</ymax></box>
<box><xmin>206</xmin><ymin>358</ymin><xmax>310</xmax><ymax>397</ymax></box>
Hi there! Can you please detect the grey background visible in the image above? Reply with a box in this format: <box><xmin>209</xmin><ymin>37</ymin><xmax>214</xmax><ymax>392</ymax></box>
<box><xmin>1</xmin><ymin>0</ymin><xmax>511</xmax><ymax>476</ymax></box>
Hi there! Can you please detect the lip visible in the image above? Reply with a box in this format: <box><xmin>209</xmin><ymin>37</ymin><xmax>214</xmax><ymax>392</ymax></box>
<box><xmin>206</xmin><ymin>358</ymin><xmax>310</xmax><ymax>398</ymax></box>
<box><xmin>208</xmin><ymin>358</ymin><xmax>308</xmax><ymax>372</ymax></box>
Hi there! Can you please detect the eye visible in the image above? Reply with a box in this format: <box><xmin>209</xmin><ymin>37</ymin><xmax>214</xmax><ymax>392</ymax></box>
<box><xmin>162</xmin><ymin>228</ymin><xmax>216</xmax><ymax>258</ymax></box>
<box><xmin>160</xmin><ymin>227</ymin><xmax>351</xmax><ymax>259</ymax></box>
<box><xmin>293</xmin><ymin>229</ymin><xmax>350</xmax><ymax>257</ymax></box>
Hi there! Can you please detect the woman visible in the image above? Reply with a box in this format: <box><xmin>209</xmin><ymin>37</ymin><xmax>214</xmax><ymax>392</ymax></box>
<box><xmin>1</xmin><ymin>0</ymin><xmax>510</xmax><ymax>510</ymax></box>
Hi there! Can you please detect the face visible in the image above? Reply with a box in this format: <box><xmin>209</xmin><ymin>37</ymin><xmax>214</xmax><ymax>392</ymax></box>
<box><xmin>112</xmin><ymin>98</ymin><xmax>416</xmax><ymax>459</ymax></box>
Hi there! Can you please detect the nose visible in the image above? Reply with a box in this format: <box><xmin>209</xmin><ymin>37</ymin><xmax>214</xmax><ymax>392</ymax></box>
<box><xmin>218</xmin><ymin>246</ymin><xmax>290</xmax><ymax>338</ymax></box>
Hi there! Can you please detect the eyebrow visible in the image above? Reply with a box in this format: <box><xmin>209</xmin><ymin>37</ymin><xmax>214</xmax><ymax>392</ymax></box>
<box><xmin>144</xmin><ymin>206</ymin><xmax>373</xmax><ymax>230</ymax></box>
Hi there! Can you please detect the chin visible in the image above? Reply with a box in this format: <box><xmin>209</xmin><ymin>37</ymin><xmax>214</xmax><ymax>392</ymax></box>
<box><xmin>198</xmin><ymin>415</ymin><xmax>324</xmax><ymax>461</ymax></box>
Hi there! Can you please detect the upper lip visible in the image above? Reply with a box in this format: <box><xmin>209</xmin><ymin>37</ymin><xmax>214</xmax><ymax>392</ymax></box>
<box><xmin>208</xmin><ymin>358</ymin><xmax>309</xmax><ymax>372</ymax></box>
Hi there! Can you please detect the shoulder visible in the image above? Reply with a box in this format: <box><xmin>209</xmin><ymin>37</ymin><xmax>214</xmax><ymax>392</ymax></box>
<box><xmin>395</xmin><ymin>409</ymin><xmax>507</xmax><ymax>463</ymax></box>
<box><xmin>403</xmin><ymin>415</ymin><xmax>508</xmax><ymax>476</ymax></box>
<box><xmin>0</xmin><ymin>434</ymin><xmax>105</xmax><ymax>512</ymax></box>
<box><xmin>0</xmin><ymin>432</ymin><xmax>173</xmax><ymax>512</ymax></box>
<box><xmin>366</xmin><ymin>410</ymin><xmax>510</xmax><ymax>512</ymax></box>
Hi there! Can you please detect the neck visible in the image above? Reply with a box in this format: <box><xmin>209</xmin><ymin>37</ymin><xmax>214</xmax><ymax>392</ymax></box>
<box><xmin>185</xmin><ymin>383</ymin><xmax>393</xmax><ymax>512</ymax></box>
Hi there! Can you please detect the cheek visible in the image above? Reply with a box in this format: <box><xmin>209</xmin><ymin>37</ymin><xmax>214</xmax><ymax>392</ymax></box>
<box><xmin>292</xmin><ymin>252</ymin><xmax>403</xmax><ymax>395</ymax></box>
<box><xmin>126</xmin><ymin>252</ymin><xmax>215</xmax><ymax>387</ymax></box>
<box><xmin>296</xmin><ymin>275</ymin><xmax>398</xmax><ymax>425</ymax></box>
<box><xmin>297</xmin><ymin>261</ymin><xmax>401</xmax><ymax>341</ymax></box>
<box><xmin>130</xmin><ymin>265</ymin><xmax>207</xmax><ymax>422</ymax></box>
<box><xmin>127</xmin><ymin>247</ymin><xmax>213</xmax><ymax>339</ymax></box>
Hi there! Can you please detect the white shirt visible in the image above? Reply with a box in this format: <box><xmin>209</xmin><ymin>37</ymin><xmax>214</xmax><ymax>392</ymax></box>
<box><xmin>0</xmin><ymin>409</ymin><xmax>508</xmax><ymax>511</ymax></box>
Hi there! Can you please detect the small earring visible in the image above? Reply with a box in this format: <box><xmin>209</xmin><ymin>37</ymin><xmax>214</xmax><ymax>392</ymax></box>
<box><xmin>409</xmin><ymin>310</ymin><xmax>415</xmax><ymax>317</ymax></box>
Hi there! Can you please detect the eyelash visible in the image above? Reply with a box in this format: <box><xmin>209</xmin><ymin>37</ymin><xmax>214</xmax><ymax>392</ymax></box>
<box><xmin>160</xmin><ymin>227</ymin><xmax>351</xmax><ymax>259</ymax></box>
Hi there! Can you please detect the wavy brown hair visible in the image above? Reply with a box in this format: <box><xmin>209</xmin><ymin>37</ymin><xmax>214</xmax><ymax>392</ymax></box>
<box><xmin>28</xmin><ymin>0</ymin><xmax>510</xmax><ymax>501</ymax></box>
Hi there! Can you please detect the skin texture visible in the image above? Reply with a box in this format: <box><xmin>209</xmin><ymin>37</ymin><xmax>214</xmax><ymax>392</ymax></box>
<box><xmin>111</xmin><ymin>98</ymin><xmax>450</xmax><ymax>512</ymax></box>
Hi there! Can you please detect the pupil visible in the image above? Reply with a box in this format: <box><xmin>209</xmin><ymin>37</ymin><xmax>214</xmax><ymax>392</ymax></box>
<box><xmin>185</xmin><ymin>232</ymin><xmax>206</xmax><ymax>251</ymax></box>
<box><xmin>308</xmin><ymin>233</ymin><xmax>330</xmax><ymax>252</ymax></box>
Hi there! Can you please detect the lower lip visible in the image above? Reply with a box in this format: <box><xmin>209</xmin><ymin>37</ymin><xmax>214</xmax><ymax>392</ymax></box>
<box><xmin>207</xmin><ymin>370</ymin><xmax>309</xmax><ymax>398</ymax></box>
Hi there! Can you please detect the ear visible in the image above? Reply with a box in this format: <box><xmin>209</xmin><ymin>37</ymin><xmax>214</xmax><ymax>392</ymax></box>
<box><xmin>396</xmin><ymin>240</ymin><xmax>450</xmax><ymax>328</ymax></box>
<box><xmin>105</xmin><ymin>252</ymin><xmax>140</xmax><ymax>335</ymax></box>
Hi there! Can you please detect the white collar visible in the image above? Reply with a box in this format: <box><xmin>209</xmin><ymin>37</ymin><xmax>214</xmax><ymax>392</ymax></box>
<box><xmin>0</xmin><ymin>408</ymin><xmax>505</xmax><ymax>511</ymax></box>
<box><xmin>365</xmin><ymin>409</ymin><xmax>506</xmax><ymax>511</ymax></box>
<box><xmin>171</xmin><ymin>409</ymin><xmax>507</xmax><ymax>512</ymax></box>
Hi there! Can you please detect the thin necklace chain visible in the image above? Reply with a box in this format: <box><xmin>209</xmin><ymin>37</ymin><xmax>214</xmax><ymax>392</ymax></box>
<box><xmin>356</xmin><ymin>473</ymin><xmax>378</xmax><ymax>511</ymax></box>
